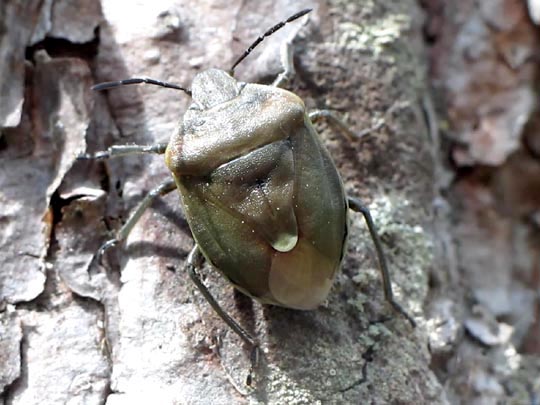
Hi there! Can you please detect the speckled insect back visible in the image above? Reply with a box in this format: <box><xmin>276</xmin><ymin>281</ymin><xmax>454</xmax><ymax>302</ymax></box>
<box><xmin>165</xmin><ymin>68</ymin><xmax>348</xmax><ymax>310</ymax></box>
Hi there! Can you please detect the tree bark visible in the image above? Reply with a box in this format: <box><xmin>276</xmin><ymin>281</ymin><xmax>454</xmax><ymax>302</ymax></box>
<box><xmin>423</xmin><ymin>0</ymin><xmax>540</xmax><ymax>403</ymax></box>
<box><xmin>1</xmin><ymin>1</ymin><xmax>446</xmax><ymax>403</ymax></box>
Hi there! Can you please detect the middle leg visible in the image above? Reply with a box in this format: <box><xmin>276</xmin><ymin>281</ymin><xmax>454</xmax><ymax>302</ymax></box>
<box><xmin>94</xmin><ymin>179</ymin><xmax>177</xmax><ymax>263</ymax></box>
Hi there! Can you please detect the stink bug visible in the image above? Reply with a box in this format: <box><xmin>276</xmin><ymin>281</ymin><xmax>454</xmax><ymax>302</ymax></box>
<box><xmin>82</xmin><ymin>8</ymin><xmax>415</xmax><ymax>370</ymax></box>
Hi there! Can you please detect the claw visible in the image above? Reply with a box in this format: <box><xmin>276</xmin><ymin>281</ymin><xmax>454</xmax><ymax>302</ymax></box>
<box><xmin>246</xmin><ymin>344</ymin><xmax>260</xmax><ymax>387</ymax></box>
<box><xmin>390</xmin><ymin>301</ymin><xmax>417</xmax><ymax>328</ymax></box>
<box><xmin>96</xmin><ymin>239</ymin><xmax>119</xmax><ymax>266</ymax></box>
<box><xmin>76</xmin><ymin>153</ymin><xmax>92</xmax><ymax>160</ymax></box>
<box><xmin>76</xmin><ymin>151</ymin><xmax>111</xmax><ymax>160</ymax></box>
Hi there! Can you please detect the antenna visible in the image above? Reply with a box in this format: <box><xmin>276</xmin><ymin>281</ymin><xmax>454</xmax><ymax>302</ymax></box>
<box><xmin>229</xmin><ymin>8</ymin><xmax>312</xmax><ymax>76</ymax></box>
<box><xmin>92</xmin><ymin>77</ymin><xmax>192</xmax><ymax>96</ymax></box>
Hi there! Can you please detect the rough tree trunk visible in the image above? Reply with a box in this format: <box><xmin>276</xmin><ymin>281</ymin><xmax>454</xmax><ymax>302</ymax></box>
<box><xmin>423</xmin><ymin>0</ymin><xmax>540</xmax><ymax>403</ymax></box>
<box><xmin>1</xmin><ymin>1</ymin><xmax>445</xmax><ymax>404</ymax></box>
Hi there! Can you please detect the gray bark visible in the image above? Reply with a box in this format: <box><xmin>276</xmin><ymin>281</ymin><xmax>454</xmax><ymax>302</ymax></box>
<box><xmin>1</xmin><ymin>1</ymin><xmax>446</xmax><ymax>404</ymax></box>
<box><xmin>423</xmin><ymin>0</ymin><xmax>540</xmax><ymax>403</ymax></box>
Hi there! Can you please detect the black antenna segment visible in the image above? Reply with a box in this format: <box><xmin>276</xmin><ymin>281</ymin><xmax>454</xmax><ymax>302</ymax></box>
<box><xmin>92</xmin><ymin>77</ymin><xmax>192</xmax><ymax>96</ymax></box>
<box><xmin>229</xmin><ymin>8</ymin><xmax>312</xmax><ymax>76</ymax></box>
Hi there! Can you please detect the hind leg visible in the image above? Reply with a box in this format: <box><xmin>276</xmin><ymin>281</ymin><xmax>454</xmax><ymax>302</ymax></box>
<box><xmin>347</xmin><ymin>197</ymin><xmax>416</xmax><ymax>327</ymax></box>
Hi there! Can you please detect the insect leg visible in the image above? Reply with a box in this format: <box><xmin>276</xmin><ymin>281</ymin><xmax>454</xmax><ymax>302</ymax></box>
<box><xmin>272</xmin><ymin>39</ymin><xmax>295</xmax><ymax>88</ymax></box>
<box><xmin>77</xmin><ymin>143</ymin><xmax>168</xmax><ymax>160</ymax></box>
<box><xmin>272</xmin><ymin>11</ymin><xmax>311</xmax><ymax>88</ymax></box>
<box><xmin>347</xmin><ymin>197</ymin><xmax>416</xmax><ymax>327</ymax></box>
<box><xmin>93</xmin><ymin>179</ymin><xmax>177</xmax><ymax>263</ymax></box>
<box><xmin>186</xmin><ymin>245</ymin><xmax>259</xmax><ymax>379</ymax></box>
<box><xmin>309</xmin><ymin>109</ymin><xmax>386</xmax><ymax>142</ymax></box>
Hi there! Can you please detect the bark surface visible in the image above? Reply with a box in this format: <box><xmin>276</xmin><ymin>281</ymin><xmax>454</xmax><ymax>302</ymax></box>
<box><xmin>1</xmin><ymin>1</ymin><xmax>447</xmax><ymax>404</ymax></box>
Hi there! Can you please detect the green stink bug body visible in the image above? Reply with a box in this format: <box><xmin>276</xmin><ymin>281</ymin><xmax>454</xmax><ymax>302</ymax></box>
<box><xmin>82</xmin><ymin>9</ymin><xmax>415</xmax><ymax>374</ymax></box>
<box><xmin>165</xmin><ymin>68</ymin><xmax>347</xmax><ymax>310</ymax></box>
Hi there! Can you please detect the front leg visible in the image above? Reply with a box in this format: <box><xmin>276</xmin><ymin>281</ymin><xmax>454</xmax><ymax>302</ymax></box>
<box><xmin>272</xmin><ymin>39</ymin><xmax>295</xmax><ymax>88</ymax></box>
<box><xmin>272</xmin><ymin>12</ymin><xmax>310</xmax><ymax>88</ymax></box>
<box><xmin>309</xmin><ymin>109</ymin><xmax>385</xmax><ymax>141</ymax></box>
<box><xmin>77</xmin><ymin>143</ymin><xmax>168</xmax><ymax>160</ymax></box>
